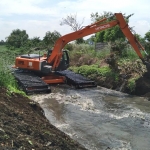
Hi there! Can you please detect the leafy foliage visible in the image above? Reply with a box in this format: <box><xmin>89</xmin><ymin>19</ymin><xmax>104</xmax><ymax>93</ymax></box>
<box><xmin>127</xmin><ymin>78</ymin><xmax>137</xmax><ymax>92</ymax></box>
<box><xmin>69</xmin><ymin>64</ymin><xmax>119</xmax><ymax>85</ymax></box>
<box><xmin>135</xmin><ymin>34</ymin><xmax>146</xmax><ymax>46</ymax></box>
<box><xmin>30</xmin><ymin>37</ymin><xmax>41</xmax><ymax>47</ymax></box>
<box><xmin>76</xmin><ymin>38</ymin><xmax>85</xmax><ymax>44</ymax></box>
<box><xmin>6</xmin><ymin>29</ymin><xmax>29</xmax><ymax>48</ymax></box>
<box><xmin>0</xmin><ymin>40</ymin><xmax>5</xmax><ymax>45</ymax></box>
<box><xmin>0</xmin><ymin>57</ymin><xmax>16</xmax><ymax>88</ymax></box>
<box><xmin>70</xmin><ymin>65</ymin><xmax>112</xmax><ymax>77</ymax></box>
<box><xmin>145</xmin><ymin>31</ymin><xmax>150</xmax><ymax>42</ymax></box>
<box><xmin>121</xmin><ymin>47</ymin><xmax>142</xmax><ymax>60</ymax></box>
<box><xmin>144</xmin><ymin>31</ymin><xmax>150</xmax><ymax>53</ymax></box>
<box><xmin>64</xmin><ymin>43</ymin><xmax>74</xmax><ymax>51</ymax></box>
<box><xmin>109</xmin><ymin>39</ymin><xmax>128</xmax><ymax>56</ymax></box>
<box><xmin>43</xmin><ymin>30</ymin><xmax>61</xmax><ymax>48</ymax></box>
<box><xmin>0</xmin><ymin>46</ymin><xmax>27</xmax><ymax>95</ymax></box>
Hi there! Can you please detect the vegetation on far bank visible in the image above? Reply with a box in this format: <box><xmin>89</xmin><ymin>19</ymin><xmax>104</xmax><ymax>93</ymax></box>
<box><xmin>68</xmin><ymin>43</ymin><xmax>147</xmax><ymax>94</ymax></box>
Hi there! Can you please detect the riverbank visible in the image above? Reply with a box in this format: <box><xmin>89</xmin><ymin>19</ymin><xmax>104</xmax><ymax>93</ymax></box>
<box><xmin>0</xmin><ymin>87</ymin><xmax>87</xmax><ymax>150</ymax></box>
<box><xmin>69</xmin><ymin>52</ymin><xmax>150</xmax><ymax>97</ymax></box>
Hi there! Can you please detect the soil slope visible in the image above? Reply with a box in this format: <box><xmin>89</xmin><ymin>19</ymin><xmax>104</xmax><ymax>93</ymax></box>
<box><xmin>0</xmin><ymin>88</ymin><xmax>86</xmax><ymax>150</ymax></box>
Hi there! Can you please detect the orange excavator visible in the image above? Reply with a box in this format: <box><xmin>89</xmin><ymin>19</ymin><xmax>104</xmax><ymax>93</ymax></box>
<box><xmin>13</xmin><ymin>13</ymin><xmax>150</xmax><ymax>94</ymax></box>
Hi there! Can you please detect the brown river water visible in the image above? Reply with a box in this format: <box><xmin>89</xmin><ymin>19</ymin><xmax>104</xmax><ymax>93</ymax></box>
<box><xmin>31</xmin><ymin>85</ymin><xmax>150</xmax><ymax>150</ymax></box>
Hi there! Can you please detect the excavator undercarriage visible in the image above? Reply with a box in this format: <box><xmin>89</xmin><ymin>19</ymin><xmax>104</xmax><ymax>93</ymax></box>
<box><xmin>57</xmin><ymin>70</ymin><xmax>97</xmax><ymax>88</ymax></box>
<box><xmin>14</xmin><ymin>70</ymin><xmax>51</xmax><ymax>94</ymax></box>
<box><xmin>14</xmin><ymin>69</ymin><xmax>97</xmax><ymax>94</ymax></box>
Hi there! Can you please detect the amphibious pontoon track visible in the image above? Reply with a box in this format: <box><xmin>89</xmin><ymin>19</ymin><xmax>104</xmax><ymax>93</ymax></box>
<box><xmin>57</xmin><ymin>70</ymin><xmax>97</xmax><ymax>88</ymax></box>
<box><xmin>14</xmin><ymin>71</ymin><xmax>51</xmax><ymax>94</ymax></box>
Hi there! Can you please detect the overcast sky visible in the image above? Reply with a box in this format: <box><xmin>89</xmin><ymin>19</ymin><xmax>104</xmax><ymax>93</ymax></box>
<box><xmin>0</xmin><ymin>0</ymin><xmax>150</xmax><ymax>41</ymax></box>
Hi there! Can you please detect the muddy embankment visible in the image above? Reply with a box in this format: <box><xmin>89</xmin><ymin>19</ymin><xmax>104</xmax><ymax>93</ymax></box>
<box><xmin>0</xmin><ymin>88</ymin><xmax>87</xmax><ymax>150</ymax></box>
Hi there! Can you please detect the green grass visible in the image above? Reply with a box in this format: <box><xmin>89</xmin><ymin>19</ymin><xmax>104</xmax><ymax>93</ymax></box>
<box><xmin>0</xmin><ymin>58</ymin><xmax>17</xmax><ymax>88</ymax></box>
<box><xmin>0</xmin><ymin>45</ymin><xmax>26</xmax><ymax>95</ymax></box>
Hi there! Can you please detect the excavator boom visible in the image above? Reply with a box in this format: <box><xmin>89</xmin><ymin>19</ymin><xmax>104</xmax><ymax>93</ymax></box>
<box><xmin>48</xmin><ymin>13</ymin><xmax>145</xmax><ymax>70</ymax></box>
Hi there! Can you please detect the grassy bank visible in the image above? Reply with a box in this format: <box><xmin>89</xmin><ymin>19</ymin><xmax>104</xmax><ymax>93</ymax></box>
<box><xmin>0</xmin><ymin>46</ymin><xmax>25</xmax><ymax>94</ymax></box>
<box><xmin>0</xmin><ymin>46</ymin><xmax>16</xmax><ymax>87</ymax></box>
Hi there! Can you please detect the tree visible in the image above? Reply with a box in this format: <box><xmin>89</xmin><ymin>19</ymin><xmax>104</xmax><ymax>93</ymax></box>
<box><xmin>145</xmin><ymin>31</ymin><xmax>150</xmax><ymax>42</ymax></box>
<box><xmin>144</xmin><ymin>31</ymin><xmax>150</xmax><ymax>52</ymax></box>
<box><xmin>134</xmin><ymin>34</ymin><xmax>146</xmax><ymax>47</ymax></box>
<box><xmin>0</xmin><ymin>40</ymin><xmax>5</xmax><ymax>45</ymax></box>
<box><xmin>31</xmin><ymin>37</ymin><xmax>41</xmax><ymax>44</ymax></box>
<box><xmin>43</xmin><ymin>30</ymin><xmax>61</xmax><ymax>48</ymax></box>
<box><xmin>60</xmin><ymin>14</ymin><xmax>85</xmax><ymax>44</ymax></box>
<box><xmin>30</xmin><ymin>37</ymin><xmax>41</xmax><ymax>47</ymax></box>
<box><xmin>6</xmin><ymin>29</ymin><xmax>29</xmax><ymax>48</ymax></box>
<box><xmin>60</xmin><ymin>13</ymin><xmax>84</xmax><ymax>31</ymax></box>
<box><xmin>76</xmin><ymin>38</ymin><xmax>85</xmax><ymax>44</ymax></box>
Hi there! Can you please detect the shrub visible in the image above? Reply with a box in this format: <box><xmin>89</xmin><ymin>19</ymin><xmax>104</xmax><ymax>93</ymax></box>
<box><xmin>127</xmin><ymin>77</ymin><xmax>138</xmax><ymax>92</ymax></box>
<box><xmin>70</xmin><ymin>65</ymin><xmax>112</xmax><ymax>77</ymax></box>
<box><xmin>64</xmin><ymin>43</ymin><xmax>74</xmax><ymax>51</ymax></box>
<box><xmin>121</xmin><ymin>46</ymin><xmax>146</xmax><ymax>60</ymax></box>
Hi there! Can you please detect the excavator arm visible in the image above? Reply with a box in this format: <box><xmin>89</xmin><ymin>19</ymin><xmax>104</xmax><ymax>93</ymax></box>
<box><xmin>48</xmin><ymin>13</ymin><xmax>146</xmax><ymax>70</ymax></box>
<box><xmin>115</xmin><ymin>13</ymin><xmax>145</xmax><ymax>60</ymax></box>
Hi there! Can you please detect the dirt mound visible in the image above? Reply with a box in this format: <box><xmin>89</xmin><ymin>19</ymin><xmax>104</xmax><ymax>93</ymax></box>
<box><xmin>0</xmin><ymin>88</ymin><xmax>86</xmax><ymax>150</ymax></box>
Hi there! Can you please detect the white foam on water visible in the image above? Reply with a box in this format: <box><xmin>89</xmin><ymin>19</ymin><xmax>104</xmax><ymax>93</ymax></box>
<box><xmin>31</xmin><ymin>92</ymin><xmax>150</xmax><ymax>128</ymax></box>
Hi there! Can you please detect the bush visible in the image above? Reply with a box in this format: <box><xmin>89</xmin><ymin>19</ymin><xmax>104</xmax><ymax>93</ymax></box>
<box><xmin>70</xmin><ymin>65</ymin><xmax>112</xmax><ymax>77</ymax></box>
<box><xmin>127</xmin><ymin>77</ymin><xmax>137</xmax><ymax>92</ymax></box>
<box><xmin>64</xmin><ymin>43</ymin><xmax>74</xmax><ymax>51</ymax></box>
<box><xmin>121</xmin><ymin>47</ymin><xmax>140</xmax><ymax>60</ymax></box>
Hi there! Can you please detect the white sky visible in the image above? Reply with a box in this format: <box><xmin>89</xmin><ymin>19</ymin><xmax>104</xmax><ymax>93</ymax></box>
<box><xmin>0</xmin><ymin>0</ymin><xmax>150</xmax><ymax>41</ymax></box>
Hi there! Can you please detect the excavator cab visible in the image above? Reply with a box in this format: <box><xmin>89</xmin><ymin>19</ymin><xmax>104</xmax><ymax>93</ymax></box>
<box><xmin>56</xmin><ymin>50</ymin><xmax>69</xmax><ymax>71</ymax></box>
<box><xmin>46</xmin><ymin>49</ymin><xmax>69</xmax><ymax>71</ymax></box>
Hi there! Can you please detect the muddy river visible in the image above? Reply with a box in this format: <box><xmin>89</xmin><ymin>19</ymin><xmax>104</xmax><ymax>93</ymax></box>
<box><xmin>31</xmin><ymin>85</ymin><xmax>150</xmax><ymax>150</ymax></box>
